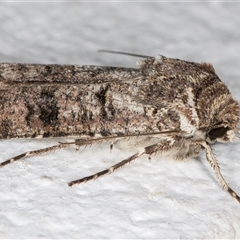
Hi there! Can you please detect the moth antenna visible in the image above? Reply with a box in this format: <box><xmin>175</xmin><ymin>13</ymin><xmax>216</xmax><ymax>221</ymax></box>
<box><xmin>200</xmin><ymin>141</ymin><xmax>240</xmax><ymax>203</ymax></box>
<box><xmin>98</xmin><ymin>49</ymin><xmax>150</xmax><ymax>58</ymax></box>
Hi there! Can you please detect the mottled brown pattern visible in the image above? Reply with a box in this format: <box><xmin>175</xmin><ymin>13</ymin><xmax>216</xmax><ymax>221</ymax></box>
<box><xmin>1</xmin><ymin>57</ymin><xmax>238</xmax><ymax>140</ymax></box>
<box><xmin>0</xmin><ymin>54</ymin><xmax>239</xmax><ymax>203</ymax></box>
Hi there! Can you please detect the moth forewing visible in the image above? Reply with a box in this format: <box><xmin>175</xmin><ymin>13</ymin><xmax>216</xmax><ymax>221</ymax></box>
<box><xmin>0</xmin><ymin>54</ymin><xmax>239</xmax><ymax>203</ymax></box>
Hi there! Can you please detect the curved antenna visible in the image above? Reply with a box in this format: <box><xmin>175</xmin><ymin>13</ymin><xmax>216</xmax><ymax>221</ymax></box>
<box><xmin>98</xmin><ymin>49</ymin><xmax>150</xmax><ymax>58</ymax></box>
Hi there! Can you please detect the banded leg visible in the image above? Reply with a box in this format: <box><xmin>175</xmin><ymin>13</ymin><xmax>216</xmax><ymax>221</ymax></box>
<box><xmin>0</xmin><ymin>143</ymin><xmax>69</xmax><ymax>168</ymax></box>
<box><xmin>0</xmin><ymin>132</ymin><xmax>176</xmax><ymax>169</ymax></box>
<box><xmin>0</xmin><ymin>139</ymin><xmax>101</xmax><ymax>168</ymax></box>
<box><xmin>68</xmin><ymin>152</ymin><xmax>144</xmax><ymax>186</ymax></box>
<box><xmin>68</xmin><ymin>141</ymin><xmax>164</xmax><ymax>186</ymax></box>
<box><xmin>201</xmin><ymin>141</ymin><xmax>240</xmax><ymax>203</ymax></box>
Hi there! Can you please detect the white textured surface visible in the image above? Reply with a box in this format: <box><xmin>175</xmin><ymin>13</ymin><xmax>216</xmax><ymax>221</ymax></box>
<box><xmin>0</xmin><ymin>2</ymin><xmax>240</xmax><ymax>239</ymax></box>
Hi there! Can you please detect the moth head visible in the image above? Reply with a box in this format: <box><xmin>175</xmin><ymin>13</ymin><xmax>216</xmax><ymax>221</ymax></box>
<box><xmin>207</xmin><ymin>126</ymin><xmax>231</xmax><ymax>143</ymax></box>
<box><xmin>205</xmin><ymin>94</ymin><xmax>240</xmax><ymax>143</ymax></box>
<box><xmin>207</xmin><ymin>122</ymin><xmax>239</xmax><ymax>143</ymax></box>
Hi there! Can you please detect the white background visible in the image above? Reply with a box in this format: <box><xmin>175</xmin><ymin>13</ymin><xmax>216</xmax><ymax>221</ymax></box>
<box><xmin>0</xmin><ymin>2</ymin><xmax>240</xmax><ymax>239</ymax></box>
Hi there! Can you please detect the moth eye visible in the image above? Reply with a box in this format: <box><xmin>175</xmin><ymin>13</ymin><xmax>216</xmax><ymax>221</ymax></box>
<box><xmin>208</xmin><ymin>126</ymin><xmax>229</xmax><ymax>140</ymax></box>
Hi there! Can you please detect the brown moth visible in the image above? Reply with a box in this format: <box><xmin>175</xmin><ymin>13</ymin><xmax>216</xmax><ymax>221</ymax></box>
<box><xmin>0</xmin><ymin>52</ymin><xmax>239</xmax><ymax>203</ymax></box>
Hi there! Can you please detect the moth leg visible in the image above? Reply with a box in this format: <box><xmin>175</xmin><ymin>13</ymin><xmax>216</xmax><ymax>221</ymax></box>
<box><xmin>200</xmin><ymin>141</ymin><xmax>240</xmax><ymax>203</ymax></box>
<box><xmin>68</xmin><ymin>141</ymin><xmax>164</xmax><ymax>186</ymax></box>
<box><xmin>68</xmin><ymin>151</ymin><xmax>144</xmax><ymax>186</ymax></box>
<box><xmin>0</xmin><ymin>137</ymin><xmax>110</xmax><ymax>168</ymax></box>
<box><xmin>0</xmin><ymin>143</ymin><xmax>69</xmax><ymax>168</ymax></box>
<box><xmin>68</xmin><ymin>136</ymin><xmax>182</xmax><ymax>187</ymax></box>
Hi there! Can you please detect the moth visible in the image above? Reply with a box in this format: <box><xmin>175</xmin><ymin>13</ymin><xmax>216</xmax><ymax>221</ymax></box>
<box><xmin>0</xmin><ymin>51</ymin><xmax>239</xmax><ymax>203</ymax></box>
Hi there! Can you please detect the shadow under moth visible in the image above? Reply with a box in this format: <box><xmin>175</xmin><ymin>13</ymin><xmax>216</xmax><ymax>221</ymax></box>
<box><xmin>0</xmin><ymin>51</ymin><xmax>239</xmax><ymax>203</ymax></box>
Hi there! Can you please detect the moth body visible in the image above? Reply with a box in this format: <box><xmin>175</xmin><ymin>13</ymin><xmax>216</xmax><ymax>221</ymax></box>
<box><xmin>0</xmin><ymin>54</ymin><xmax>239</xmax><ymax>203</ymax></box>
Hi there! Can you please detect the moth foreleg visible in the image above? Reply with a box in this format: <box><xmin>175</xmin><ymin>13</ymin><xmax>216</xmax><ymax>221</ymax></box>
<box><xmin>200</xmin><ymin>141</ymin><xmax>240</xmax><ymax>203</ymax></box>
